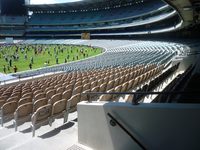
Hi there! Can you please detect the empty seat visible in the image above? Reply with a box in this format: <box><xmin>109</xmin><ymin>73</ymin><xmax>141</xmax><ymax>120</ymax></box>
<box><xmin>98</xmin><ymin>88</ymin><xmax>114</xmax><ymax>101</ymax></box>
<box><xmin>68</xmin><ymin>93</ymin><xmax>81</xmax><ymax>111</ymax></box>
<box><xmin>65</xmin><ymin>84</ymin><xmax>73</xmax><ymax>91</ymax></box>
<box><xmin>22</xmin><ymin>92</ymin><xmax>33</xmax><ymax>98</ymax></box>
<box><xmin>33</xmin><ymin>98</ymin><xmax>48</xmax><ymax>112</ymax></box>
<box><xmin>62</xmin><ymin>90</ymin><xmax>72</xmax><ymax>100</ymax></box>
<box><xmin>113</xmin><ymin>85</ymin><xmax>122</xmax><ymax>99</ymax></box>
<box><xmin>0</xmin><ymin>96</ymin><xmax>8</xmax><ymax>108</ymax></box>
<box><xmin>33</xmin><ymin>90</ymin><xmax>43</xmax><ymax>97</ymax></box>
<box><xmin>14</xmin><ymin>102</ymin><xmax>33</xmax><ymax>131</ymax></box>
<box><xmin>127</xmin><ymin>79</ymin><xmax>135</xmax><ymax>91</ymax></box>
<box><xmin>121</xmin><ymin>82</ymin><xmax>129</xmax><ymax>92</ymax></box>
<box><xmin>48</xmin><ymin>93</ymin><xmax>62</xmax><ymax>105</ymax></box>
<box><xmin>7</xmin><ymin>96</ymin><xmax>19</xmax><ymax>102</ymax></box>
<box><xmin>125</xmin><ymin>94</ymin><xmax>134</xmax><ymax>103</ymax></box>
<box><xmin>44</xmin><ymin>86</ymin><xmax>54</xmax><ymax>93</ymax></box>
<box><xmin>99</xmin><ymin>83</ymin><xmax>107</xmax><ymax>92</ymax></box>
<box><xmin>51</xmin><ymin>99</ymin><xmax>68</xmax><ymax>123</ymax></box>
<box><xmin>0</xmin><ymin>101</ymin><xmax>17</xmax><ymax>126</ymax></box>
<box><xmin>10</xmin><ymin>92</ymin><xmax>21</xmax><ymax>99</ymax></box>
<box><xmin>73</xmin><ymin>85</ymin><xmax>83</xmax><ymax>95</ymax></box>
<box><xmin>18</xmin><ymin>96</ymin><xmax>32</xmax><ymax>106</ymax></box>
<box><xmin>46</xmin><ymin>89</ymin><xmax>56</xmax><ymax>100</ymax></box>
<box><xmin>106</xmin><ymin>80</ymin><xmax>114</xmax><ymax>90</ymax></box>
<box><xmin>34</xmin><ymin>93</ymin><xmax>46</xmax><ymax>102</ymax></box>
<box><xmin>54</xmin><ymin>84</ymin><xmax>62</xmax><ymax>90</ymax></box>
<box><xmin>90</xmin><ymin>81</ymin><xmax>97</xmax><ymax>90</ymax></box>
<box><xmin>56</xmin><ymin>86</ymin><xmax>65</xmax><ymax>94</ymax></box>
<box><xmin>31</xmin><ymin>104</ymin><xmax>52</xmax><ymax>137</ymax></box>
<box><xmin>81</xmin><ymin>90</ymin><xmax>90</xmax><ymax>101</ymax></box>
<box><xmin>90</xmin><ymin>86</ymin><xmax>100</xmax><ymax>101</ymax></box>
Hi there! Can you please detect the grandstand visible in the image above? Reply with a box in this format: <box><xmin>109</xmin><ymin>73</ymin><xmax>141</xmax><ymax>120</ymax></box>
<box><xmin>0</xmin><ymin>0</ymin><xmax>200</xmax><ymax>150</ymax></box>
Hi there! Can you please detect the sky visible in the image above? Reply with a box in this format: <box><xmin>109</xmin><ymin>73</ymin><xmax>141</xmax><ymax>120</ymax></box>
<box><xmin>30</xmin><ymin>0</ymin><xmax>82</xmax><ymax>4</ymax></box>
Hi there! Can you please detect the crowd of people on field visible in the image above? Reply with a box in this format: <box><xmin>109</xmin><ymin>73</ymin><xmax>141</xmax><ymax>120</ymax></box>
<box><xmin>0</xmin><ymin>44</ymin><xmax>99</xmax><ymax>74</ymax></box>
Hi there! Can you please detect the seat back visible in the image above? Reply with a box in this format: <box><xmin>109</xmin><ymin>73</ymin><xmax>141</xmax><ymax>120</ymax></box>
<box><xmin>34</xmin><ymin>93</ymin><xmax>46</xmax><ymax>102</ymax></box>
<box><xmin>33</xmin><ymin>98</ymin><xmax>48</xmax><ymax>112</ymax></box>
<box><xmin>48</xmin><ymin>93</ymin><xmax>62</xmax><ymax>105</ymax></box>
<box><xmin>99</xmin><ymin>83</ymin><xmax>107</xmax><ymax>92</ymax></box>
<box><xmin>18</xmin><ymin>96</ymin><xmax>32</xmax><ymax>106</ymax></box>
<box><xmin>22</xmin><ymin>92</ymin><xmax>32</xmax><ymax>98</ymax></box>
<box><xmin>2</xmin><ymin>101</ymin><xmax>17</xmax><ymax>116</ymax></box>
<box><xmin>73</xmin><ymin>85</ymin><xmax>83</xmax><ymax>95</ymax></box>
<box><xmin>62</xmin><ymin>90</ymin><xmax>72</xmax><ymax>100</ymax></box>
<box><xmin>99</xmin><ymin>89</ymin><xmax>114</xmax><ymax>101</ymax></box>
<box><xmin>15</xmin><ymin>102</ymin><xmax>33</xmax><ymax>119</ymax></box>
<box><xmin>52</xmin><ymin>99</ymin><xmax>67</xmax><ymax>115</ymax></box>
<box><xmin>46</xmin><ymin>89</ymin><xmax>56</xmax><ymax>99</ymax></box>
<box><xmin>56</xmin><ymin>86</ymin><xmax>65</xmax><ymax>94</ymax></box>
<box><xmin>32</xmin><ymin>104</ymin><xmax>52</xmax><ymax>125</ymax></box>
<box><xmin>65</xmin><ymin>84</ymin><xmax>73</xmax><ymax>91</ymax></box>
<box><xmin>7</xmin><ymin>96</ymin><xmax>19</xmax><ymax>102</ymax></box>
<box><xmin>68</xmin><ymin>93</ymin><xmax>81</xmax><ymax>109</ymax></box>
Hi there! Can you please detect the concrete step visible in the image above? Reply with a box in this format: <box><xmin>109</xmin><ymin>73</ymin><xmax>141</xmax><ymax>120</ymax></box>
<box><xmin>0</xmin><ymin>112</ymin><xmax>78</xmax><ymax>150</ymax></box>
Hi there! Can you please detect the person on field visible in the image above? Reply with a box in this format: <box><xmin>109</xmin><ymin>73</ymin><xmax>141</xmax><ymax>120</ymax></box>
<box><xmin>29</xmin><ymin>63</ymin><xmax>32</xmax><ymax>70</ymax></box>
<box><xmin>13</xmin><ymin>65</ymin><xmax>17</xmax><ymax>73</ymax></box>
<box><xmin>9</xmin><ymin>59</ymin><xmax>12</xmax><ymax>67</ymax></box>
<box><xmin>24</xmin><ymin>53</ymin><xmax>27</xmax><ymax>60</ymax></box>
<box><xmin>3</xmin><ymin>65</ymin><xmax>6</xmax><ymax>73</ymax></box>
<box><xmin>31</xmin><ymin>57</ymin><xmax>34</xmax><ymax>64</ymax></box>
<box><xmin>7</xmin><ymin>65</ymin><xmax>10</xmax><ymax>72</ymax></box>
<box><xmin>56</xmin><ymin>57</ymin><xmax>59</xmax><ymax>64</ymax></box>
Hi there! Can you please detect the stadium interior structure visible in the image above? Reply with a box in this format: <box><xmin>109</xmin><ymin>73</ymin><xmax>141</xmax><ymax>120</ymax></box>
<box><xmin>0</xmin><ymin>0</ymin><xmax>200</xmax><ymax>150</ymax></box>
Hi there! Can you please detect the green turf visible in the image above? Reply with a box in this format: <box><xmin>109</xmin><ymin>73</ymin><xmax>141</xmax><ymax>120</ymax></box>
<box><xmin>0</xmin><ymin>44</ymin><xmax>102</xmax><ymax>73</ymax></box>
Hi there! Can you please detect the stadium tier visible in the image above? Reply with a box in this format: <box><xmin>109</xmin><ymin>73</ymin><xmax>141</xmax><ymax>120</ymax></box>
<box><xmin>0</xmin><ymin>16</ymin><xmax>26</xmax><ymax>36</ymax></box>
<box><xmin>0</xmin><ymin>0</ymin><xmax>183</xmax><ymax>37</ymax></box>
<box><xmin>27</xmin><ymin>0</ymin><xmax>166</xmax><ymax>25</ymax></box>
<box><xmin>0</xmin><ymin>16</ymin><xmax>26</xmax><ymax>25</ymax></box>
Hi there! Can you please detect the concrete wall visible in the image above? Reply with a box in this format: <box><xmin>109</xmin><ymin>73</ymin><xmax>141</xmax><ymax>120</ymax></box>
<box><xmin>78</xmin><ymin>101</ymin><xmax>200</xmax><ymax>150</ymax></box>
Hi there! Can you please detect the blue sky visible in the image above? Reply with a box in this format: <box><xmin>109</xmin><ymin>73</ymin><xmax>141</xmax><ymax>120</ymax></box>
<box><xmin>30</xmin><ymin>0</ymin><xmax>82</xmax><ymax>4</ymax></box>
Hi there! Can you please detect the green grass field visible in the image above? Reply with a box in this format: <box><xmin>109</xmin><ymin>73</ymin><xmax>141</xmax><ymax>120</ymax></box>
<box><xmin>0</xmin><ymin>44</ymin><xmax>102</xmax><ymax>73</ymax></box>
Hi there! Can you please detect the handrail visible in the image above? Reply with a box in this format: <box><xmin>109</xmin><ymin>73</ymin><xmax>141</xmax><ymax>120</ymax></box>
<box><xmin>84</xmin><ymin>91</ymin><xmax>199</xmax><ymax>105</ymax></box>
<box><xmin>107</xmin><ymin>113</ymin><xmax>146</xmax><ymax>150</ymax></box>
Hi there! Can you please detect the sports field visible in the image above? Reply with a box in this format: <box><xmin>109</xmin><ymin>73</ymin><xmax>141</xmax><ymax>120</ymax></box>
<box><xmin>0</xmin><ymin>44</ymin><xmax>102</xmax><ymax>73</ymax></box>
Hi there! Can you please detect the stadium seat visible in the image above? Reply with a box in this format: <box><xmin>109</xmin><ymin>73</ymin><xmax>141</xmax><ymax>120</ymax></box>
<box><xmin>0</xmin><ymin>101</ymin><xmax>17</xmax><ymax>127</ymax></box>
<box><xmin>14</xmin><ymin>102</ymin><xmax>33</xmax><ymax>131</ymax></box>
<box><xmin>18</xmin><ymin>97</ymin><xmax>32</xmax><ymax>106</ymax></box>
<box><xmin>46</xmin><ymin>89</ymin><xmax>56</xmax><ymax>100</ymax></box>
<box><xmin>68</xmin><ymin>93</ymin><xmax>81</xmax><ymax>112</ymax></box>
<box><xmin>33</xmin><ymin>98</ymin><xmax>48</xmax><ymax>112</ymax></box>
<box><xmin>31</xmin><ymin>104</ymin><xmax>52</xmax><ymax>137</ymax></box>
<box><xmin>48</xmin><ymin>93</ymin><xmax>62</xmax><ymax>105</ymax></box>
<box><xmin>51</xmin><ymin>99</ymin><xmax>68</xmax><ymax>123</ymax></box>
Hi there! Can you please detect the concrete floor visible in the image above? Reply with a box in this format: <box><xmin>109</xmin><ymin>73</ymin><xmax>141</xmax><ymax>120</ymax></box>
<box><xmin>0</xmin><ymin>112</ymin><xmax>78</xmax><ymax>150</ymax></box>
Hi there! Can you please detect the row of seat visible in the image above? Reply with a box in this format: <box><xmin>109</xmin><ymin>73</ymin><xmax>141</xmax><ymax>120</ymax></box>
<box><xmin>125</xmin><ymin>63</ymin><xmax>180</xmax><ymax>103</ymax></box>
<box><xmin>13</xmin><ymin>40</ymin><xmax>177</xmax><ymax>79</ymax></box>
<box><xmin>98</xmin><ymin>65</ymin><xmax>164</xmax><ymax>102</ymax></box>
<box><xmin>0</xmin><ymin>64</ymin><xmax>161</xmax><ymax>136</ymax></box>
<box><xmin>30</xmin><ymin>64</ymin><xmax>164</xmax><ymax>136</ymax></box>
<box><xmin>153</xmin><ymin>64</ymin><xmax>194</xmax><ymax>103</ymax></box>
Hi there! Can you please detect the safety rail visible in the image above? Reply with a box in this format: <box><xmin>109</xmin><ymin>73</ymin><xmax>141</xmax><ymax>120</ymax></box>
<box><xmin>84</xmin><ymin>91</ymin><xmax>200</xmax><ymax>105</ymax></box>
<box><xmin>107</xmin><ymin>113</ymin><xmax>147</xmax><ymax>150</ymax></box>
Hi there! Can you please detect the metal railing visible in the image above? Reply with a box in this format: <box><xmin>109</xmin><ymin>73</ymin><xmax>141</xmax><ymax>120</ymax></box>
<box><xmin>84</xmin><ymin>91</ymin><xmax>199</xmax><ymax>105</ymax></box>
<box><xmin>107</xmin><ymin>113</ymin><xmax>147</xmax><ymax>150</ymax></box>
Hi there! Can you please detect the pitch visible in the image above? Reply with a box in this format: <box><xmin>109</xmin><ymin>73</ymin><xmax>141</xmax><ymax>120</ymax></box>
<box><xmin>0</xmin><ymin>44</ymin><xmax>102</xmax><ymax>73</ymax></box>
